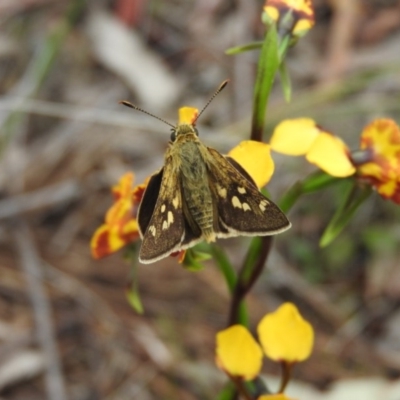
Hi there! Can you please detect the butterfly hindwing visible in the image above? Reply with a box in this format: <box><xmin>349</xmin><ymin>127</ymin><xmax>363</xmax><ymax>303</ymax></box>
<box><xmin>206</xmin><ymin>148</ymin><xmax>290</xmax><ymax>236</ymax></box>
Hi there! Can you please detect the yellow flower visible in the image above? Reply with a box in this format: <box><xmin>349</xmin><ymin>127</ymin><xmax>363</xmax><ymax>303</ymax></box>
<box><xmin>258</xmin><ymin>394</ymin><xmax>296</xmax><ymax>400</ymax></box>
<box><xmin>271</xmin><ymin>118</ymin><xmax>400</xmax><ymax>203</ymax></box>
<box><xmin>263</xmin><ymin>0</ymin><xmax>315</xmax><ymax>37</ymax></box>
<box><xmin>258</xmin><ymin>303</ymin><xmax>314</xmax><ymax>363</ymax></box>
<box><xmin>228</xmin><ymin>140</ymin><xmax>274</xmax><ymax>188</ymax></box>
<box><xmin>216</xmin><ymin>325</ymin><xmax>263</xmax><ymax>380</ymax></box>
<box><xmin>271</xmin><ymin>118</ymin><xmax>355</xmax><ymax>177</ymax></box>
<box><xmin>90</xmin><ymin>172</ymin><xmax>142</xmax><ymax>258</ymax></box>
<box><xmin>215</xmin><ymin>303</ymin><xmax>314</xmax><ymax>381</ymax></box>
<box><xmin>270</xmin><ymin>118</ymin><xmax>319</xmax><ymax>156</ymax></box>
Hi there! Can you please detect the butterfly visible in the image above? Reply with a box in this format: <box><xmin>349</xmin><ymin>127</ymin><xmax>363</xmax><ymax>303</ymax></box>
<box><xmin>121</xmin><ymin>81</ymin><xmax>290</xmax><ymax>263</ymax></box>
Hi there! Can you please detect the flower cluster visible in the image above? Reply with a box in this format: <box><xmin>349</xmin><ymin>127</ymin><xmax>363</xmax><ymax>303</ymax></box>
<box><xmin>263</xmin><ymin>0</ymin><xmax>315</xmax><ymax>38</ymax></box>
<box><xmin>216</xmin><ymin>303</ymin><xmax>313</xmax><ymax>399</ymax></box>
<box><xmin>90</xmin><ymin>172</ymin><xmax>144</xmax><ymax>258</ymax></box>
<box><xmin>270</xmin><ymin>118</ymin><xmax>400</xmax><ymax>204</ymax></box>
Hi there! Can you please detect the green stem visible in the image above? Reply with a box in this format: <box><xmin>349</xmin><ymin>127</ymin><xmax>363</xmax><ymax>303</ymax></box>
<box><xmin>228</xmin><ymin>237</ymin><xmax>273</xmax><ymax>326</ymax></box>
<box><xmin>210</xmin><ymin>244</ymin><xmax>249</xmax><ymax>326</ymax></box>
<box><xmin>279</xmin><ymin>171</ymin><xmax>341</xmax><ymax>213</ymax></box>
<box><xmin>210</xmin><ymin>245</ymin><xmax>237</xmax><ymax>293</ymax></box>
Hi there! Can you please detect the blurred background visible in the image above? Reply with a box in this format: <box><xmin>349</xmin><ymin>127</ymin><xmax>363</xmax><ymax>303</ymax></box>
<box><xmin>1</xmin><ymin>0</ymin><xmax>400</xmax><ymax>399</ymax></box>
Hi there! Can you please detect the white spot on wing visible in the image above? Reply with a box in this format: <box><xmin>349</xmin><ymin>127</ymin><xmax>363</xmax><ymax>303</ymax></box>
<box><xmin>148</xmin><ymin>225</ymin><xmax>156</xmax><ymax>236</ymax></box>
<box><xmin>238</xmin><ymin>187</ymin><xmax>246</xmax><ymax>194</ymax></box>
<box><xmin>232</xmin><ymin>196</ymin><xmax>242</xmax><ymax>209</ymax></box>
<box><xmin>217</xmin><ymin>185</ymin><xmax>227</xmax><ymax>199</ymax></box>
<box><xmin>168</xmin><ymin>211</ymin><xmax>174</xmax><ymax>224</ymax></box>
<box><xmin>162</xmin><ymin>211</ymin><xmax>175</xmax><ymax>230</ymax></box>
<box><xmin>242</xmin><ymin>203</ymin><xmax>251</xmax><ymax>211</ymax></box>
<box><xmin>161</xmin><ymin>204</ymin><xmax>166</xmax><ymax>213</ymax></box>
<box><xmin>259</xmin><ymin>199</ymin><xmax>269</xmax><ymax>212</ymax></box>
<box><xmin>172</xmin><ymin>196</ymin><xmax>179</xmax><ymax>209</ymax></box>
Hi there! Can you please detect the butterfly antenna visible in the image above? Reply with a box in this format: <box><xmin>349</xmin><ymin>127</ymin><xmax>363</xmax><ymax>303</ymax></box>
<box><xmin>193</xmin><ymin>79</ymin><xmax>229</xmax><ymax>124</ymax></box>
<box><xmin>119</xmin><ymin>101</ymin><xmax>175</xmax><ymax>128</ymax></box>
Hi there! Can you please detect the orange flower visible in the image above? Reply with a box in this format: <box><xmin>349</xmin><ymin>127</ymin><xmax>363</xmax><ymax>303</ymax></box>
<box><xmin>91</xmin><ymin>172</ymin><xmax>142</xmax><ymax>258</ymax></box>
<box><xmin>355</xmin><ymin>119</ymin><xmax>400</xmax><ymax>203</ymax></box>
<box><xmin>271</xmin><ymin>118</ymin><xmax>400</xmax><ymax>204</ymax></box>
<box><xmin>263</xmin><ymin>0</ymin><xmax>315</xmax><ymax>37</ymax></box>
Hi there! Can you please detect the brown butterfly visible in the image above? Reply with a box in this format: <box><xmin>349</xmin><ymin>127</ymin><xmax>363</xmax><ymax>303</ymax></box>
<box><xmin>121</xmin><ymin>81</ymin><xmax>290</xmax><ymax>263</ymax></box>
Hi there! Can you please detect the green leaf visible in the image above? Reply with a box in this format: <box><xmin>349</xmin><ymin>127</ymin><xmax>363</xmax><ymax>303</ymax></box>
<box><xmin>301</xmin><ymin>171</ymin><xmax>340</xmax><ymax>193</ymax></box>
<box><xmin>225</xmin><ymin>41</ymin><xmax>263</xmax><ymax>55</ymax></box>
<box><xmin>320</xmin><ymin>182</ymin><xmax>372</xmax><ymax>247</ymax></box>
<box><xmin>126</xmin><ymin>285</ymin><xmax>144</xmax><ymax>314</ymax></box>
<box><xmin>216</xmin><ymin>382</ymin><xmax>237</xmax><ymax>400</ymax></box>
<box><xmin>182</xmin><ymin>247</ymin><xmax>212</xmax><ymax>271</ymax></box>
<box><xmin>278</xmin><ymin>34</ymin><xmax>291</xmax><ymax>60</ymax></box>
<box><xmin>124</xmin><ymin>244</ymin><xmax>143</xmax><ymax>313</ymax></box>
<box><xmin>279</xmin><ymin>61</ymin><xmax>292</xmax><ymax>102</ymax></box>
<box><xmin>251</xmin><ymin>24</ymin><xmax>280</xmax><ymax>141</ymax></box>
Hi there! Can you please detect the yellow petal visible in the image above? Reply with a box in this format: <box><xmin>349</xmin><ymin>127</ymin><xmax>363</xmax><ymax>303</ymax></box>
<box><xmin>90</xmin><ymin>224</ymin><xmax>126</xmax><ymax>259</ymax></box>
<box><xmin>306</xmin><ymin>132</ymin><xmax>355</xmax><ymax>177</ymax></box>
<box><xmin>228</xmin><ymin>140</ymin><xmax>274</xmax><ymax>187</ymax></box>
<box><xmin>360</xmin><ymin>119</ymin><xmax>400</xmax><ymax>161</ymax></box>
<box><xmin>257</xmin><ymin>303</ymin><xmax>314</xmax><ymax>363</ymax></box>
<box><xmin>105</xmin><ymin>198</ymin><xmax>132</xmax><ymax>225</ymax></box>
<box><xmin>179</xmin><ymin>107</ymin><xmax>198</xmax><ymax>125</ymax></box>
<box><xmin>132</xmin><ymin>181</ymin><xmax>148</xmax><ymax>204</ymax></box>
<box><xmin>258</xmin><ymin>394</ymin><xmax>296</xmax><ymax>400</ymax></box>
<box><xmin>112</xmin><ymin>172</ymin><xmax>135</xmax><ymax>200</ymax></box>
<box><xmin>376</xmin><ymin>180</ymin><xmax>398</xmax><ymax>198</ymax></box>
<box><xmin>264</xmin><ymin>6</ymin><xmax>279</xmax><ymax>22</ymax></box>
<box><xmin>216</xmin><ymin>325</ymin><xmax>263</xmax><ymax>380</ymax></box>
<box><xmin>358</xmin><ymin>119</ymin><xmax>400</xmax><ymax>179</ymax></box>
<box><xmin>293</xmin><ymin>18</ymin><xmax>314</xmax><ymax>36</ymax></box>
<box><xmin>263</xmin><ymin>0</ymin><xmax>315</xmax><ymax>36</ymax></box>
<box><xmin>270</xmin><ymin>118</ymin><xmax>320</xmax><ymax>156</ymax></box>
<box><xmin>121</xmin><ymin>219</ymin><xmax>140</xmax><ymax>239</ymax></box>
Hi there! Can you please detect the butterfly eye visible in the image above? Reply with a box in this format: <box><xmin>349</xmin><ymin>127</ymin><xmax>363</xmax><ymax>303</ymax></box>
<box><xmin>170</xmin><ymin>129</ymin><xmax>176</xmax><ymax>141</ymax></box>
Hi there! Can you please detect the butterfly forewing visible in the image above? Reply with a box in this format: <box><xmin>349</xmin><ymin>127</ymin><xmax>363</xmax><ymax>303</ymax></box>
<box><xmin>206</xmin><ymin>148</ymin><xmax>290</xmax><ymax>236</ymax></box>
<box><xmin>137</xmin><ymin>168</ymin><xmax>163</xmax><ymax>237</ymax></box>
<box><xmin>138</xmin><ymin>161</ymin><xmax>186</xmax><ymax>263</ymax></box>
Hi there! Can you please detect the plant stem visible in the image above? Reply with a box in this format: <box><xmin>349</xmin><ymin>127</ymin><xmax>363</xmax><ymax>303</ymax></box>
<box><xmin>228</xmin><ymin>237</ymin><xmax>273</xmax><ymax>326</ymax></box>
<box><xmin>278</xmin><ymin>362</ymin><xmax>293</xmax><ymax>393</ymax></box>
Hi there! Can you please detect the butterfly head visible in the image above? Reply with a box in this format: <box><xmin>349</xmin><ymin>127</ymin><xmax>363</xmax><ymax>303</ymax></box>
<box><xmin>170</xmin><ymin>107</ymin><xmax>200</xmax><ymax>142</ymax></box>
